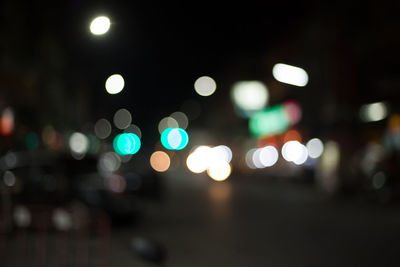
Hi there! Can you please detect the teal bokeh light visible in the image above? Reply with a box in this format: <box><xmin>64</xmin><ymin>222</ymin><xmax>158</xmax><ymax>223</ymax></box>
<box><xmin>113</xmin><ymin>133</ymin><xmax>141</xmax><ymax>155</ymax></box>
<box><xmin>129</xmin><ymin>133</ymin><xmax>141</xmax><ymax>154</ymax></box>
<box><xmin>161</xmin><ymin>128</ymin><xmax>189</xmax><ymax>150</ymax></box>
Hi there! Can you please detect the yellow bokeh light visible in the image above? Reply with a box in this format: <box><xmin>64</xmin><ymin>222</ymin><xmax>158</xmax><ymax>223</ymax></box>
<box><xmin>150</xmin><ymin>151</ymin><xmax>171</xmax><ymax>172</ymax></box>
<box><xmin>207</xmin><ymin>161</ymin><xmax>231</xmax><ymax>182</ymax></box>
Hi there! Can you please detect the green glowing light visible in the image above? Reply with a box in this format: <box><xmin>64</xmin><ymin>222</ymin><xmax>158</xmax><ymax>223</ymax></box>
<box><xmin>113</xmin><ymin>133</ymin><xmax>141</xmax><ymax>155</ymax></box>
<box><xmin>26</xmin><ymin>132</ymin><xmax>39</xmax><ymax>150</ymax></box>
<box><xmin>249</xmin><ymin>105</ymin><xmax>290</xmax><ymax>137</ymax></box>
<box><xmin>161</xmin><ymin>128</ymin><xmax>189</xmax><ymax>150</ymax></box>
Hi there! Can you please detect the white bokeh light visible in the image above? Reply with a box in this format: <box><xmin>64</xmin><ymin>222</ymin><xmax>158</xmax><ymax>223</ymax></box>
<box><xmin>272</xmin><ymin>63</ymin><xmax>309</xmax><ymax>87</ymax></box>
<box><xmin>158</xmin><ymin>117</ymin><xmax>179</xmax><ymax>134</ymax></box>
<box><xmin>306</xmin><ymin>138</ymin><xmax>324</xmax><ymax>159</ymax></box>
<box><xmin>90</xmin><ymin>16</ymin><xmax>111</xmax><ymax>35</ymax></box>
<box><xmin>167</xmin><ymin>129</ymin><xmax>183</xmax><ymax>149</ymax></box>
<box><xmin>105</xmin><ymin>74</ymin><xmax>125</xmax><ymax>94</ymax></box>
<box><xmin>259</xmin><ymin>146</ymin><xmax>279</xmax><ymax>167</ymax></box>
<box><xmin>252</xmin><ymin>148</ymin><xmax>264</xmax><ymax>169</ymax></box>
<box><xmin>194</xmin><ymin>76</ymin><xmax>217</xmax><ymax>96</ymax></box>
<box><xmin>186</xmin><ymin>145</ymin><xmax>232</xmax><ymax>176</ymax></box>
<box><xmin>52</xmin><ymin>208</ymin><xmax>72</xmax><ymax>231</ymax></box>
<box><xmin>207</xmin><ymin>161</ymin><xmax>231</xmax><ymax>181</ymax></box>
<box><xmin>113</xmin><ymin>108</ymin><xmax>132</xmax><ymax>129</ymax></box>
<box><xmin>211</xmin><ymin>145</ymin><xmax>232</xmax><ymax>163</ymax></box>
<box><xmin>245</xmin><ymin>148</ymin><xmax>257</xmax><ymax>169</ymax></box>
<box><xmin>282</xmin><ymin>141</ymin><xmax>306</xmax><ymax>163</ymax></box>
<box><xmin>98</xmin><ymin>152</ymin><xmax>121</xmax><ymax>174</ymax></box>
<box><xmin>69</xmin><ymin>132</ymin><xmax>89</xmax><ymax>154</ymax></box>
<box><xmin>14</xmin><ymin>206</ymin><xmax>31</xmax><ymax>227</ymax></box>
<box><xmin>186</xmin><ymin>146</ymin><xmax>212</xmax><ymax>173</ymax></box>
<box><xmin>3</xmin><ymin>170</ymin><xmax>16</xmax><ymax>186</ymax></box>
<box><xmin>360</xmin><ymin>102</ymin><xmax>387</xmax><ymax>122</ymax></box>
<box><xmin>170</xmin><ymin>111</ymin><xmax>189</xmax><ymax>129</ymax></box>
<box><xmin>293</xmin><ymin>144</ymin><xmax>308</xmax><ymax>165</ymax></box>
<box><xmin>231</xmin><ymin>81</ymin><xmax>269</xmax><ymax>113</ymax></box>
<box><xmin>94</xmin><ymin>118</ymin><xmax>112</xmax><ymax>139</ymax></box>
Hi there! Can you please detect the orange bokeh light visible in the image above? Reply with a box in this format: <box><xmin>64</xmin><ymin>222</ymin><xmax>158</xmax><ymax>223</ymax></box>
<box><xmin>150</xmin><ymin>151</ymin><xmax>171</xmax><ymax>172</ymax></box>
<box><xmin>283</xmin><ymin>129</ymin><xmax>302</xmax><ymax>143</ymax></box>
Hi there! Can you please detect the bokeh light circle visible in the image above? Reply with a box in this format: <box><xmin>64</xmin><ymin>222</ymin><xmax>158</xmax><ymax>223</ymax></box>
<box><xmin>150</xmin><ymin>151</ymin><xmax>171</xmax><ymax>172</ymax></box>
<box><xmin>259</xmin><ymin>146</ymin><xmax>279</xmax><ymax>167</ymax></box>
<box><xmin>170</xmin><ymin>111</ymin><xmax>189</xmax><ymax>129</ymax></box>
<box><xmin>113</xmin><ymin>108</ymin><xmax>132</xmax><ymax>130</ymax></box>
<box><xmin>161</xmin><ymin>128</ymin><xmax>189</xmax><ymax>150</ymax></box>
<box><xmin>105</xmin><ymin>74</ymin><xmax>125</xmax><ymax>94</ymax></box>
<box><xmin>158</xmin><ymin>117</ymin><xmax>179</xmax><ymax>134</ymax></box>
<box><xmin>98</xmin><ymin>152</ymin><xmax>121</xmax><ymax>173</ymax></box>
<box><xmin>69</xmin><ymin>132</ymin><xmax>89</xmax><ymax>154</ymax></box>
<box><xmin>282</xmin><ymin>140</ymin><xmax>308</xmax><ymax>165</ymax></box>
<box><xmin>113</xmin><ymin>133</ymin><xmax>141</xmax><ymax>155</ymax></box>
<box><xmin>207</xmin><ymin>161</ymin><xmax>231</xmax><ymax>181</ymax></box>
<box><xmin>245</xmin><ymin>148</ymin><xmax>258</xmax><ymax>169</ymax></box>
<box><xmin>272</xmin><ymin>63</ymin><xmax>308</xmax><ymax>87</ymax></box>
<box><xmin>124</xmin><ymin>124</ymin><xmax>142</xmax><ymax>139</ymax></box>
<box><xmin>231</xmin><ymin>81</ymin><xmax>269</xmax><ymax>112</ymax></box>
<box><xmin>94</xmin><ymin>118</ymin><xmax>112</xmax><ymax>139</ymax></box>
<box><xmin>306</xmin><ymin>138</ymin><xmax>324</xmax><ymax>159</ymax></box>
<box><xmin>90</xmin><ymin>16</ymin><xmax>111</xmax><ymax>35</ymax></box>
<box><xmin>194</xmin><ymin>76</ymin><xmax>217</xmax><ymax>96</ymax></box>
<box><xmin>186</xmin><ymin>146</ymin><xmax>212</xmax><ymax>173</ymax></box>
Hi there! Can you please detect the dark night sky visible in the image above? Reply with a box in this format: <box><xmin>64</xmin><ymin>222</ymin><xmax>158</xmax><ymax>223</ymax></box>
<box><xmin>61</xmin><ymin>1</ymin><xmax>310</xmax><ymax>118</ymax></box>
<box><xmin>9</xmin><ymin>0</ymin><xmax>306</xmax><ymax>143</ymax></box>
<box><xmin>3</xmin><ymin>0</ymin><xmax>400</xmax><ymax>145</ymax></box>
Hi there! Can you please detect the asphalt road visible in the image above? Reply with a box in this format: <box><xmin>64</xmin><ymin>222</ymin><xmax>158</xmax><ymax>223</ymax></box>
<box><xmin>112</xmin><ymin>172</ymin><xmax>400</xmax><ymax>267</ymax></box>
